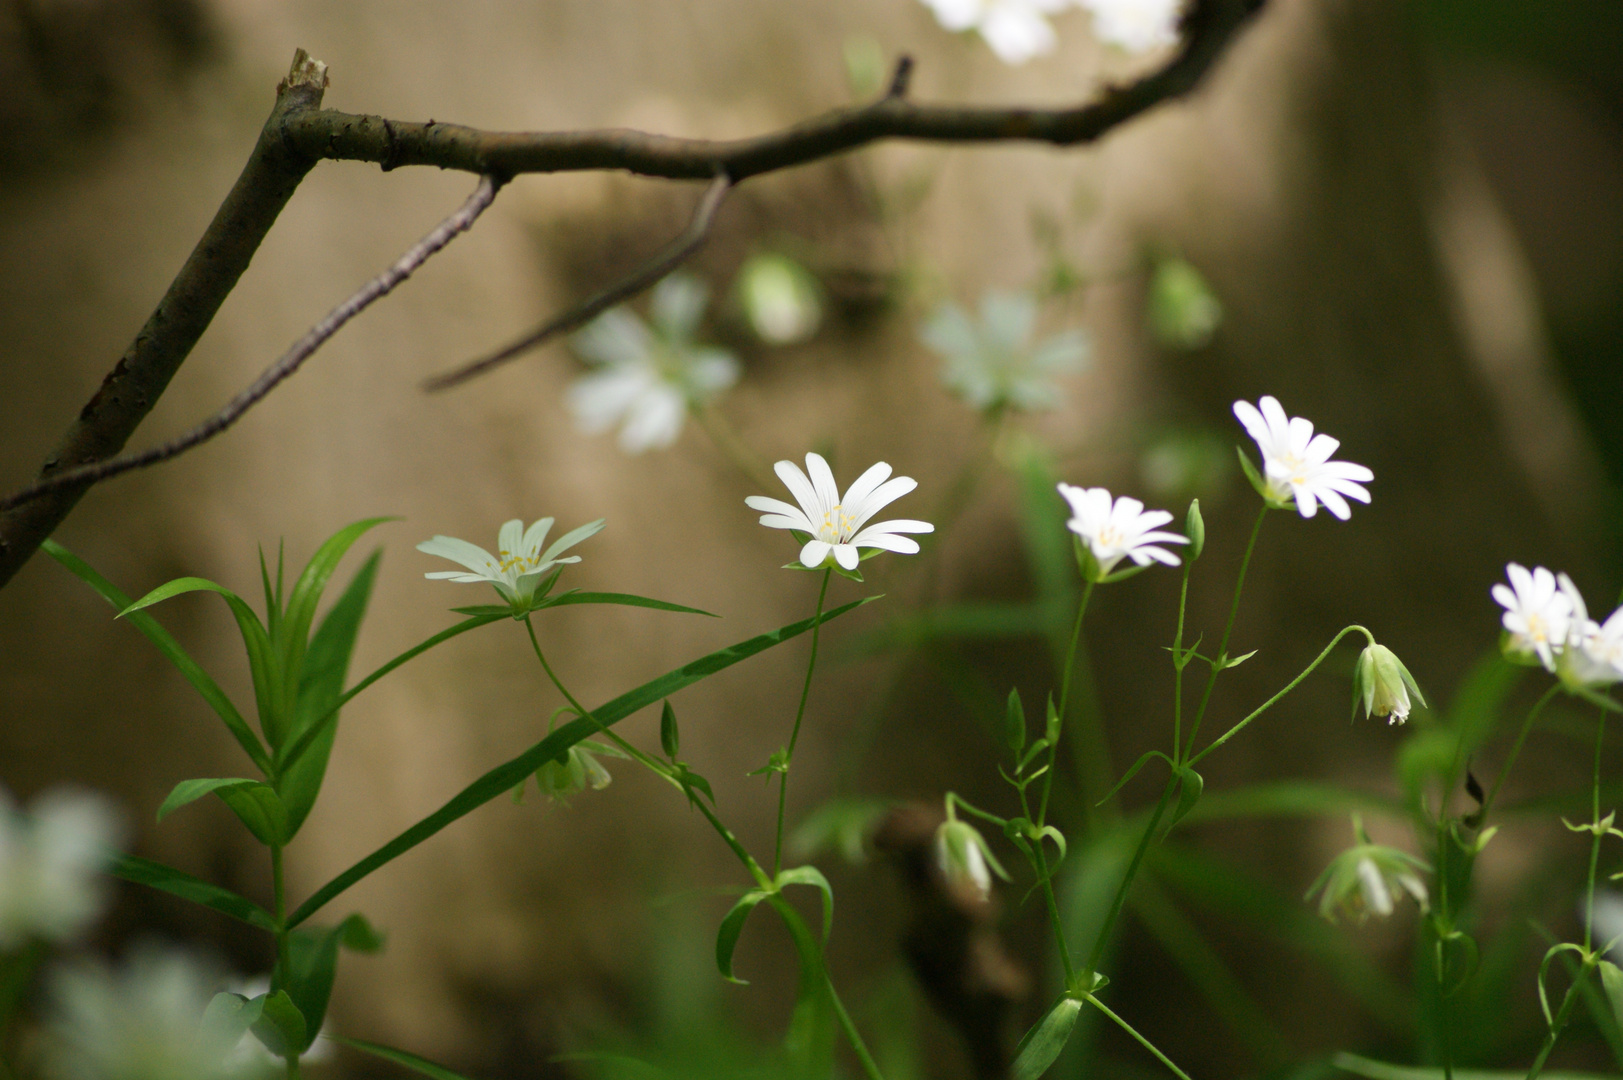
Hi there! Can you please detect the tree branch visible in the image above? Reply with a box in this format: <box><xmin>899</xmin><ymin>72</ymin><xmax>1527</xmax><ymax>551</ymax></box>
<box><xmin>424</xmin><ymin>174</ymin><xmax>729</xmax><ymax>391</ymax></box>
<box><xmin>1</xmin><ymin>175</ymin><xmax>502</xmax><ymax>513</ymax></box>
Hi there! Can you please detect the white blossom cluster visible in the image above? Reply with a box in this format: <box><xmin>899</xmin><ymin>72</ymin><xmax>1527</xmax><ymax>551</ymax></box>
<box><xmin>1494</xmin><ymin>563</ymin><xmax>1623</xmax><ymax>689</ymax></box>
<box><xmin>919</xmin><ymin>0</ymin><xmax>1182</xmax><ymax>65</ymax></box>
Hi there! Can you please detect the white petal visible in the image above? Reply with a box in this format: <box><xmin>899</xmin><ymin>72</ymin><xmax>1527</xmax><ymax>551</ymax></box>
<box><xmin>497</xmin><ymin>519</ymin><xmax>524</xmax><ymax>559</ymax></box>
<box><xmin>417</xmin><ymin>536</ymin><xmax>501</xmax><ymax>576</ymax></box>
<box><xmin>853</xmin><ymin>532</ymin><xmax>921</xmax><ymax>555</ymax></box>
<box><xmin>567</xmin><ymin>367</ymin><xmax>652</xmax><ymax>432</ymax></box>
<box><xmin>833</xmin><ymin>544</ymin><xmax>861</xmax><ymax>570</ymax></box>
<box><xmin>775</xmin><ymin>459</ymin><xmax>824</xmax><ymax>522</ymax></box>
<box><xmin>571</xmin><ymin>309</ymin><xmax>653</xmax><ymax>368</ymax></box>
<box><xmin>745</xmin><ymin>497</ymin><xmax>813</xmax><ymax>532</ymax></box>
<box><xmin>805</xmin><ymin>453</ymin><xmax>841</xmax><ymax>513</ymax></box>
<box><xmin>853</xmin><ymin>518</ymin><xmax>934</xmax><ymax>539</ymax></box>
<box><xmin>800</xmin><ymin>539</ymin><xmax>832</xmax><ymax>569</ymax></box>
<box><xmin>651</xmin><ymin>274</ymin><xmax>708</xmax><ymax>340</ymax></box>
<box><xmin>840</xmin><ymin>461</ymin><xmax>894</xmax><ymax>513</ymax></box>
<box><xmin>979</xmin><ymin>3</ymin><xmax>1057</xmax><ymax>64</ymax></box>
<box><xmin>618</xmin><ymin>386</ymin><xmax>686</xmax><ymax>452</ymax></box>
<box><xmin>521</xmin><ymin>518</ymin><xmax>555</xmax><ymax>559</ymax></box>
<box><xmin>848</xmin><ymin>475</ymin><xmax>919</xmax><ymax>531</ymax></box>
<box><xmin>542</xmin><ymin>518</ymin><xmax>606</xmax><ymax>561</ymax></box>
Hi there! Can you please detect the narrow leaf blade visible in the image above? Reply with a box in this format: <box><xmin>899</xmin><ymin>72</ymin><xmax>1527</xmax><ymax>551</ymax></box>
<box><xmin>540</xmin><ymin>592</ymin><xmax>716</xmax><ymax>617</ymax></box>
<box><xmin>716</xmin><ymin>889</ymin><xmax>770</xmax><ymax>984</ymax></box>
<box><xmin>335</xmin><ymin>1037</ymin><xmax>485</xmax><ymax>1080</ymax></box>
<box><xmin>1011</xmin><ymin>996</ymin><xmax>1083</xmax><ymax>1080</ymax></box>
<box><xmin>110</xmin><ymin>854</ymin><xmax>277</xmax><ymax>932</ymax></box>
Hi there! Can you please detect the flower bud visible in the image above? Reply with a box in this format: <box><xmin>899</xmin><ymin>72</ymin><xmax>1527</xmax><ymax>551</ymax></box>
<box><xmin>1306</xmin><ymin>817</ymin><xmax>1430</xmax><ymax>923</ymax></box>
<box><xmin>1354</xmin><ymin>643</ymin><xmax>1425</xmax><ymax>725</ymax></box>
<box><xmin>737</xmin><ymin>253</ymin><xmax>822</xmax><ymax>345</ymax></box>
<box><xmin>534</xmin><ymin>743</ymin><xmax>618</xmax><ymax>803</ymax></box>
<box><xmin>933</xmin><ymin>819</ymin><xmax>1009</xmax><ymax>902</ymax></box>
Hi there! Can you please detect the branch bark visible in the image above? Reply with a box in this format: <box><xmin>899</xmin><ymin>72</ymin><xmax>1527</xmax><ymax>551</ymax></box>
<box><xmin>0</xmin><ymin>0</ymin><xmax>1265</xmax><ymax>591</ymax></box>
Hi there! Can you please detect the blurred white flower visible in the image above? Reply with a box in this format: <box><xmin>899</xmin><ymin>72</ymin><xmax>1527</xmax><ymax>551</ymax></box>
<box><xmin>1233</xmin><ymin>396</ymin><xmax>1373</xmax><ymax>520</ymax></box>
<box><xmin>222</xmin><ymin>977</ymin><xmax>331</xmax><ymax>1069</ymax></box>
<box><xmin>1593</xmin><ymin>890</ymin><xmax>1623</xmax><ymax>956</ymax></box>
<box><xmin>568</xmin><ymin>274</ymin><xmax>740</xmax><ymax>453</ymax></box>
<box><xmin>1492</xmin><ymin>563</ymin><xmax>1572</xmax><ymax>672</ymax></box>
<box><xmin>44</xmin><ymin>947</ymin><xmax>264</xmax><ymax>1080</ymax></box>
<box><xmin>1057</xmin><ymin>484</ymin><xmax>1187</xmax><ymax>580</ymax></box>
<box><xmin>921</xmin><ymin>291</ymin><xmax>1088</xmax><ymax>413</ymax></box>
<box><xmin>919</xmin><ymin>0</ymin><xmax>1070</xmax><ymax>65</ymax></box>
<box><xmin>418</xmin><ymin>517</ymin><xmax>605</xmax><ymax>612</ymax></box>
<box><xmin>1354</xmin><ymin>643</ymin><xmax>1425</xmax><ymax>725</ymax></box>
<box><xmin>1556</xmin><ymin>573</ymin><xmax>1623</xmax><ymax>688</ymax></box>
<box><xmin>0</xmin><ymin>785</ymin><xmax>120</xmax><ymax>950</ymax></box>
<box><xmin>1077</xmin><ymin>0</ymin><xmax>1182</xmax><ymax>53</ymax></box>
<box><xmin>746</xmin><ymin>454</ymin><xmax>934</xmax><ymax>572</ymax></box>
<box><xmin>933</xmin><ymin>819</ymin><xmax>1008</xmax><ymax>901</ymax></box>
<box><xmin>1306</xmin><ymin>821</ymin><xmax>1430</xmax><ymax>924</ymax></box>
<box><xmin>737</xmin><ymin>253</ymin><xmax>823</xmax><ymax>345</ymax></box>
<box><xmin>533</xmin><ymin>742</ymin><xmax>627</xmax><ymax>804</ymax></box>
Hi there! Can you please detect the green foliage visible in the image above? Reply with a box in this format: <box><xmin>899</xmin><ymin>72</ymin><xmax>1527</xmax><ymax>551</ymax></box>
<box><xmin>1011</xmin><ymin>996</ymin><xmax>1082</xmax><ymax>1080</ymax></box>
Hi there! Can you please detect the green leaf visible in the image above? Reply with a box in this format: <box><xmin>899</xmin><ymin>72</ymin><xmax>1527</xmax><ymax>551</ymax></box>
<box><xmin>539</xmin><ymin>592</ymin><xmax>717</xmax><ymax>617</ymax></box>
<box><xmin>1222</xmin><ymin>650</ymin><xmax>1258</xmax><ymax>670</ymax></box>
<box><xmin>1331</xmin><ymin>1051</ymin><xmax>1614</xmax><ymax>1080</ymax></box>
<box><xmin>1045</xmin><ymin>693</ymin><xmax>1061</xmax><ymax>744</ymax></box>
<box><xmin>1005</xmin><ymin>687</ymin><xmax>1027</xmax><ymax>756</ymax></box>
<box><xmin>271</xmin><ymin>913</ymin><xmax>383</xmax><ymax>1054</ymax></box>
<box><xmin>198</xmin><ymin>992</ymin><xmax>265</xmax><ymax>1061</ymax></box>
<box><xmin>41</xmin><ymin>541</ymin><xmax>271</xmax><ymax>775</ymax></box>
<box><xmin>156</xmin><ymin>777</ymin><xmax>287</xmax><ymax>845</ymax></box>
<box><xmin>1011</xmin><ymin>995</ymin><xmax>1082</xmax><ymax>1080</ymax></box>
<box><xmin>280</xmin><ymin>519</ymin><xmax>394</xmax><ymax>709</ymax></box>
<box><xmin>250</xmin><ymin>990</ymin><xmax>306</xmax><ymax>1060</ymax></box>
<box><xmin>1097</xmin><ymin>750</ymin><xmax>1174</xmax><ymax>807</ymax></box>
<box><xmin>1167</xmin><ymin>768</ymin><xmax>1204</xmax><ymax>832</ymax></box>
<box><xmin>335</xmin><ymin>1037</ymin><xmax>485</xmax><ymax>1080</ymax></box>
<box><xmin>288</xmin><ymin>596</ymin><xmax>878</xmax><ymax>929</ymax></box>
<box><xmin>279</xmin><ymin>550</ymin><xmax>381</xmax><ymax>840</ymax></box>
<box><xmin>715</xmin><ymin>889</ymin><xmax>770</xmax><ymax>984</ymax></box>
<box><xmin>120</xmin><ymin>576</ymin><xmax>284</xmax><ymax>746</ymax></box>
<box><xmin>1600</xmin><ymin>960</ymin><xmax>1623</xmax><ymax>1035</ymax></box>
<box><xmin>110</xmin><ymin>854</ymin><xmax>278</xmax><ymax>931</ymax></box>
<box><xmin>1184</xmin><ymin>499</ymin><xmax>1205</xmax><ymax>561</ymax></box>
<box><xmin>776</xmin><ymin>865</ymin><xmax>834</xmax><ymax>940</ymax></box>
<box><xmin>1236</xmin><ymin>446</ymin><xmax>1269</xmax><ymax>501</ymax></box>
<box><xmin>660</xmin><ymin>700</ymin><xmax>679</xmax><ymax>760</ymax></box>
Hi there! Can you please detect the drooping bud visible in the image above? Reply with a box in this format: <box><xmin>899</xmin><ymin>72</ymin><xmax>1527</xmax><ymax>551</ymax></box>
<box><xmin>933</xmin><ymin>818</ymin><xmax>1010</xmax><ymax>902</ymax></box>
<box><xmin>1306</xmin><ymin>816</ymin><xmax>1430</xmax><ymax>923</ymax></box>
<box><xmin>1354</xmin><ymin>642</ymin><xmax>1425</xmax><ymax>725</ymax></box>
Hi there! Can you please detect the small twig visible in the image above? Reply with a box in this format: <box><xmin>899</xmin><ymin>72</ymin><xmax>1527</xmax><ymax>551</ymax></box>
<box><xmin>423</xmin><ymin>173</ymin><xmax>732</xmax><ymax>391</ymax></box>
<box><xmin>887</xmin><ymin>55</ymin><xmax>914</xmax><ymax>99</ymax></box>
<box><xmin>0</xmin><ymin>175</ymin><xmax>502</xmax><ymax>513</ymax></box>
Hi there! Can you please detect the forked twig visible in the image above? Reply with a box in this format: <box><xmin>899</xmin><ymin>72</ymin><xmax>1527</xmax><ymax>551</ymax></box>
<box><xmin>423</xmin><ymin>174</ymin><xmax>732</xmax><ymax>392</ymax></box>
<box><xmin>0</xmin><ymin>175</ymin><xmax>502</xmax><ymax>513</ymax></box>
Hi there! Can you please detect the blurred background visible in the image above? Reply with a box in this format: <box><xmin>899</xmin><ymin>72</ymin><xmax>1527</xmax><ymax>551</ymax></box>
<box><xmin>2</xmin><ymin>0</ymin><xmax>1622</xmax><ymax>1077</ymax></box>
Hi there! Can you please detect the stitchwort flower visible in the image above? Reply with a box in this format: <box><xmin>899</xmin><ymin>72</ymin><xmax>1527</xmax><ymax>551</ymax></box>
<box><xmin>418</xmin><ymin>517</ymin><xmax>605</xmax><ymax>615</ymax></box>
<box><xmin>746</xmin><ymin>453</ymin><xmax>934</xmax><ymax>573</ymax></box>
<box><xmin>1233</xmin><ymin>395</ymin><xmax>1373</xmax><ymax>520</ymax></box>
<box><xmin>1555</xmin><ymin>573</ymin><xmax>1623</xmax><ymax>689</ymax></box>
<box><xmin>1492</xmin><ymin>563</ymin><xmax>1572</xmax><ymax>672</ymax></box>
<box><xmin>919</xmin><ymin>0</ymin><xmax>1070</xmax><ymax>65</ymax></box>
<box><xmin>532</xmin><ymin>742</ymin><xmax>628</xmax><ymax>804</ymax></box>
<box><xmin>934</xmin><ymin>818</ymin><xmax>1009</xmax><ymax>902</ymax></box>
<box><xmin>1306</xmin><ymin>818</ymin><xmax>1429</xmax><ymax>923</ymax></box>
<box><xmin>1354</xmin><ymin>643</ymin><xmax>1425</xmax><ymax>725</ymax></box>
<box><xmin>921</xmin><ymin>290</ymin><xmax>1088</xmax><ymax>414</ymax></box>
<box><xmin>1057</xmin><ymin>484</ymin><xmax>1188</xmax><ymax>582</ymax></box>
<box><xmin>0</xmin><ymin>785</ymin><xmax>120</xmax><ymax>950</ymax></box>
<box><xmin>568</xmin><ymin>274</ymin><xmax>740</xmax><ymax>454</ymax></box>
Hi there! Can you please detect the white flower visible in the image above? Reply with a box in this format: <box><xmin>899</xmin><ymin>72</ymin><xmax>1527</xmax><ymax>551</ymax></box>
<box><xmin>1492</xmin><ymin>563</ymin><xmax>1572</xmax><ymax>672</ymax></box>
<box><xmin>418</xmin><ymin>517</ymin><xmax>605</xmax><ymax>611</ymax></box>
<box><xmin>44</xmin><ymin>947</ymin><xmax>266</xmax><ymax>1080</ymax></box>
<box><xmin>1306</xmin><ymin>820</ymin><xmax>1429</xmax><ymax>924</ymax></box>
<box><xmin>933</xmin><ymin>819</ymin><xmax>1008</xmax><ymax>902</ymax></box>
<box><xmin>1077</xmin><ymin>0</ymin><xmax>1182</xmax><ymax>53</ymax></box>
<box><xmin>1354</xmin><ymin>643</ymin><xmax>1425</xmax><ymax>725</ymax></box>
<box><xmin>919</xmin><ymin>0</ymin><xmax>1070</xmax><ymax>65</ymax></box>
<box><xmin>921</xmin><ymin>291</ymin><xmax>1089</xmax><ymax>413</ymax></box>
<box><xmin>0</xmin><ymin>786</ymin><xmax>120</xmax><ymax>950</ymax></box>
<box><xmin>746</xmin><ymin>454</ymin><xmax>934</xmax><ymax>572</ymax></box>
<box><xmin>1556</xmin><ymin>573</ymin><xmax>1623</xmax><ymax>688</ymax></box>
<box><xmin>567</xmin><ymin>275</ymin><xmax>740</xmax><ymax>454</ymax></box>
<box><xmin>1233</xmin><ymin>396</ymin><xmax>1373</xmax><ymax>520</ymax></box>
<box><xmin>1057</xmin><ymin>484</ymin><xmax>1188</xmax><ymax>580</ymax></box>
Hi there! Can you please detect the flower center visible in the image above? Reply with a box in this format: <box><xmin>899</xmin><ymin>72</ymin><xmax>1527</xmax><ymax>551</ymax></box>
<box><xmin>1094</xmin><ymin>525</ymin><xmax>1125</xmax><ymax>551</ymax></box>
<box><xmin>817</xmin><ymin>504</ymin><xmax>857</xmax><ymax>544</ymax></box>
<box><xmin>498</xmin><ymin>548</ymin><xmax>539</xmax><ymax>575</ymax></box>
<box><xmin>1526</xmin><ymin>613</ymin><xmax>1548</xmax><ymax>643</ymax></box>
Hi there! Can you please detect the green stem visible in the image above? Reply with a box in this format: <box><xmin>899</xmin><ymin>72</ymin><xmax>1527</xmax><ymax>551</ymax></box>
<box><xmin>271</xmin><ymin>843</ymin><xmax>297</xmax><ymax>1078</ymax></box>
<box><xmin>1085</xmin><ymin>993</ymin><xmax>1193</xmax><ymax>1080</ymax></box>
<box><xmin>775</xmin><ymin>568</ymin><xmax>832</xmax><ymax>877</ymax></box>
<box><xmin>1037</xmin><ymin>843</ymin><xmax>1080</xmax><ymax>991</ymax></box>
<box><xmin>826</xmin><ymin>970</ymin><xmax>887</xmax><ymax>1080</ymax></box>
<box><xmin>1085</xmin><ymin>778</ymin><xmax>1176</xmax><ymax>976</ymax></box>
<box><xmin>1172</xmin><ymin>560</ymin><xmax>1192</xmax><ymax>767</ymax></box>
<box><xmin>1184</xmin><ymin>505</ymin><xmax>1266</xmax><ymax>761</ymax></box>
<box><xmin>1585</xmin><ymin>708</ymin><xmax>1608</xmax><ymax>953</ymax></box>
<box><xmin>1039</xmin><ymin>580</ymin><xmax>1094</xmax><ymax>826</ymax></box>
<box><xmin>1481</xmin><ymin>683</ymin><xmax>1562</xmax><ymax>823</ymax></box>
<box><xmin>1527</xmin><ymin>963</ymin><xmax>1594</xmax><ymax>1080</ymax></box>
<box><xmin>523</xmin><ymin>617</ymin><xmax>664</xmax><ymax>775</ymax></box>
<box><xmin>1188</xmin><ymin>625</ymin><xmax>1373</xmax><ymax>769</ymax></box>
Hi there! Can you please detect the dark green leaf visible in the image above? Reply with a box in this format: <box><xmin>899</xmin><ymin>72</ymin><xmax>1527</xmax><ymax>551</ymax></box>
<box><xmin>716</xmin><ymin>889</ymin><xmax>770</xmax><ymax>984</ymax></box>
<box><xmin>110</xmin><ymin>854</ymin><xmax>277</xmax><ymax>931</ymax></box>
<box><xmin>251</xmin><ymin>990</ymin><xmax>306</xmax><ymax>1059</ymax></box>
<box><xmin>280</xmin><ymin>519</ymin><xmax>394</xmax><ymax>706</ymax></box>
<box><xmin>660</xmin><ymin>700</ymin><xmax>679</xmax><ymax>760</ymax></box>
<box><xmin>1011</xmin><ymin>996</ymin><xmax>1082</xmax><ymax>1080</ymax></box>
<box><xmin>272</xmin><ymin>913</ymin><xmax>382</xmax><ymax>1053</ymax></box>
<box><xmin>1166</xmin><ymin>768</ymin><xmax>1204</xmax><ymax>832</ymax></box>
<box><xmin>449</xmin><ymin>604</ymin><xmax>515</xmax><ymax>617</ymax></box>
<box><xmin>42</xmin><ymin>541</ymin><xmax>270</xmax><ymax>775</ymax></box>
<box><xmin>288</xmin><ymin>597</ymin><xmax>877</xmax><ymax>928</ymax></box>
<box><xmin>776</xmin><ymin>865</ymin><xmax>834</xmax><ymax>940</ymax></box>
<box><xmin>1600</xmin><ymin>961</ymin><xmax>1623</xmax><ymax>1034</ymax></box>
<box><xmin>335</xmin><ymin>1037</ymin><xmax>486</xmax><ymax>1080</ymax></box>
<box><xmin>157</xmin><ymin>777</ymin><xmax>261</xmax><ymax>822</ymax></box>
<box><xmin>1331</xmin><ymin>1051</ymin><xmax>1612</xmax><ymax>1080</ymax></box>
<box><xmin>279</xmin><ymin>550</ymin><xmax>381</xmax><ymax>839</ymax></box>
<box><xmin>540</xmin><ymin>592</ymin><xmax>716</xmax><ymax>617</ymax></box>
<box><xmin>156</xmin><ymin>777</ymin><xmax>287</xmax><ymax>846</ymax></box>
<box><xmin>1005</xmin><ymin>687</ymin><xmax>1027</xmax><ymax>756</ymax></box>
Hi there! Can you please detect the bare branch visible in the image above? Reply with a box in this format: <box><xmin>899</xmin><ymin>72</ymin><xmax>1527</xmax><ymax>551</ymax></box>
<box><xmin>0</xmin><ymin>175</ymin><xmax>502</xmax><ymax>516</ymax></box>
<box><xmin>424</xmin><ymin>174</ymin><xmax>730</xmax><ymax>392</ymax></box>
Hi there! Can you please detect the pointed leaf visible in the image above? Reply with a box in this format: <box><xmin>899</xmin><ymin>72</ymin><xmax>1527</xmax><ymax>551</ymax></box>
<box><xmin>334</xmin><ymin>1037</ymin><xmax>486</xmax><ymax>1080</ymax></box>
<box><xmin>42</xmin><ymin>541</ymin><xmax>270</xmax><ymax>775</ymax></box>
<box><xmin>716</xmin><ymin>889</ymin><xmax>771</xmax><ymax>984</ymax></box>
<box><xmin>1097</xmin><ymin>751</ymin><xmax>1174</xmax><ymax>807</ymax></box>
<box><xmin>1600</xmin><ymin>960</ymin><xmax>1623</xmax><ymax>1033</ymax></box>
<box><xmin>1005</xmin><ymin>687</ymin><xmax>1027</xmax><ymax>756</ymax></box>
<box><xmin>110</xmin><ymin>854</ymin><xmax>277</xmax><ymax>931</ymax></box>
<box><xmin>279</xmin><ymin>550</ymin><xmax>381</xmax><ymax>839</ymax></box>
<box><xmin>250</xmin><ymin>990</ymin><xmax>306</xmax><ymax>1060</ymax></box>
<box><xmin>1184</xmin><ymin>500</ymin><xmax>1205</xmax><ymax>562</ymax></box>
<box><xmin>272</xmin><ymin>913</ymin><xmax>382</xmax><ymax>1053</ymax></box>
<box><xmin>288</xmin><ymin>596</ymin><xmax>878</xmax><ymax>928</ymax></box>
<box><xmin>1012</xmin><ymin>995</ymin><xmax>1083</xmax><ymax>1080</ymax></box>
<box><xmin>1222</xmin><ymin>650</ymin><xmax>1258</xmax><ymax>670</ymax></box>
<box><xmin>281</xmin><ymin>519</ymin><xmax>394</xmax><ymax>687</ymax></box>
<box><xmin>1045</xmin><ymin>694</ymin><xmax>1061</xmax><ymax>744</ymax></box>
<box><xmin>155</xmin><ymin>778</ymin><xmax>286</xmax><ymax>846</ymax></box>
<box><xmin>776</xmin><ymin>865</ymin><xmax>834</xmax><ymax>940</ymax></box>
<box><xmin>539</xmin><ymin>592</ymin><xmax>716</xmax><ymax>617</ymax></box>
<box><xmin>1236</xmin><ymin>446</ymin><xmax>1269</xmax><ymax>501</ymax></box>
<box><xmin>157</xmin><ymin>778</ymin><xmax>263</xmax><ymax>823</ymax></box>
<box><xmin>660</xmin><ymin>700</ymin><xmax>680</xmax><ymax>760</ymax></box>
<box><xmin>1167</xmin><ymin>768</ymin><xmax>1204</xmax><ymax>831</ymax></box>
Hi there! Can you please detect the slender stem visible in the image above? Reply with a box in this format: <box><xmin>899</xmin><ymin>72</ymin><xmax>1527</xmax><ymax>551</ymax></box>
<box><xmin>1084</xmin><ymin>777</ymin><xmax>1175</xmax><ymax>976</ymax></box>
<box><xmin>827</xmin><ymin>971</ymin><xmax>887</xmax><ymax>1080</ymax></box>
<box><xmin>1184</xmin><ymin>505</ymin><xmax>1266</xmax><ymax>761</ymax></box>
<box><xmin>523</xmin><ymin>617</ymin><xmax>658</xmax><ymax>771</ymax></box>
<box><xmin>1527</xmin><ymin>964</ymin><xmax>1593</xmax><ymax>1080</ymax></box>
<box><xmin>1085</xmin><ymin>994</ymin><xmax>1193</xmax><ymax>1080</ymax></box>
<box><xmin>1585</xmin><ymin>708</ymin><xmax>1608</xmax><ymax>952</ymax></box>
<box><xmin>775</xmin><ymin>568</ymin><xmax>832</xmax><ymax>877</ymax></box>
<box><xmin>693</xmin><ymin>404</ymin><xmax>775</xmax><ymax>491</ymax></box>
<box><xmin>271</xmin><ymin>843</ymin><xmax>297</xmax><ymax>1078</ymax></box>
<box><xmin>691</xmin><ymin>789</ymin><xmax>774</xmax><ymax>891</ymax></box>
<box><xmin>1040</xmin><ymin>580</ymin><xmax>1094</xmax><ymax>826</ymax></box>
<box><xmin>1481</xmin><ymin>683</ymin><xmax>1562</xmax><ymax>823</ymax></box>
<box><xmin>1173</xmin><ymin>560</ymin><xmax>1192</xmax><ymax>767</ymax></box>
<box><xmin>1037</xmin><ymin>843</ymin><xmax>1080</xmax><ymax>990</ymax></box>
<box><xmin>1188</xmin><ymin>625</ymin><xmax>1373</xmax><ymax>769</ymax></box>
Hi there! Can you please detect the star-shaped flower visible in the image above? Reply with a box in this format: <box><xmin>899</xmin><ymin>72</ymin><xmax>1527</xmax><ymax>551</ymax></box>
<box><xmin>418</xmin><ymin>517</ymin><xmax>605</xmax><ymax>613</ymax></box>
<box><xmin>568</xmin><ymin>275</ymin><xmax>740</xmax><ymax>454</ymax></box>
<box><xmin>1057</xmin><ymin>484</ymin><xmax>1188</xmax><ymax>581</ymax></box>
<box><xmin>746</xmin><ymin>454</ymin><xmax>934</xmax><ymax>573</ymax></box>
<box><xmin>1556</xmin><ymin>573</ymin><xmax>1623</xmax><ymax>689</ymax></box>
<box><xmin>1492</xmin><ymin>563</ymin><xmax>1572</xmax><ymax>672</ymax></box>
<box><xmin>921</xmin><ymin>290</ymin><xmax>1088</xmax><ymax>413</ymax></box>
<box><xmin>919</xmin><ymin>0</ymin><xmax>1071</xmax><ymax>65</ymax></box>
<box><xmin>1233</xmin><ymin>396</ymin><xmax>1373</xmax><ymax>520</ymax></box>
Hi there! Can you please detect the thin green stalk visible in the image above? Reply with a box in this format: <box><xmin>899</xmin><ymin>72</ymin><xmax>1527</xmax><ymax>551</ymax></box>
<box><xmin>775</xmin><ymin>568</ymin><xmax>832</xmax><ymax>877</ymax></box>
<box><xmin>523</xmin><ymin>617</ymin><xmax>662</xmax><ymax>773</ymax></box>
<box><xmin>1039</xmin><ymin>580</ymin><xmax>1094</xmax><ymax>826</ymax></box>
<box><xmin>1481</xmin><ymin>683</ymin><xmax>1562</xmax><ymax>824</ymax></box>
<box><xmin>1527</xmin><ymin>965</ymin><xmax>1593</xmax><ymax>1080</ymax></box>
<box><xmin>1084</xmin><ymin>778</ymin><xmax>1175</xmax><ymax>976</ymax></box>
<box><xmin>1036</xmin><ymin>843</ymin><xmax>1080</xmax><ymax>990</ymax></box>
<box><xmin>1084</xmin><ymin>993</ymin><xmax>1193</xmax><ymax>1080</ymax></box>
<box><xmin>827</xmin><ymin>970</ymin><xmax>887</xmax><ymax>1080</ymax></box>
<box><xmin>1585</xmin><ymin>708</ymin><xmax>1608</xmax><ymax>952</ymax></box>
<box><xmin>1188</xmin><ymin>625</ymin><xmax>1373</xmax><ymax>769</ymax></box>
<box><xmin>270</xmin><ymin>843</ymin><xmax>297</xmax><ymax>1079</ymax></box>
<box><xmin>1172</xmin><ymin>560</ymin><xmax>1192</xmax><ymax>767</ymax></box>
<box><xmin>690</xmin><ymin>789</ymin><xmax>774</xmax><ymax>892</ymax></box>
<box><xmin>1184</xmin><ymin>505</ymin><xmax>1266</xmax><ymax>761</ymax></box>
